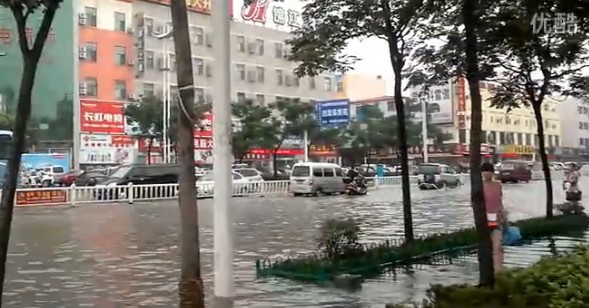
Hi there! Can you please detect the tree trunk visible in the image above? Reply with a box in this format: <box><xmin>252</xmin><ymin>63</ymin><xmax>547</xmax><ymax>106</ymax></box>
<box><xmin>169</xmin><ymin>0</ymin><xmax>204</xmax><ymax>307</ymax></box>
<box><xmin>533</xmin><ymin>104</ymin><xmax>553</xmax><ymax>217</ymax></box>
<box><xmin>272</xmin><ymin>151</ymin><xmax>278</xmax><ymax>177</ymax></box>
<box><xmin>0</xmin><ymin>4</ymin><xmax>58</xmax><ymax>300</ymax></box>
<box><xmin>463</xmin><ymin>0</ymin><xmax>495</xmax><ymax>287</ymax></box>
<box><xmin>147</xmin><ymin>137</ymin><xmax>153</xmax><ymax>164</ymax></box>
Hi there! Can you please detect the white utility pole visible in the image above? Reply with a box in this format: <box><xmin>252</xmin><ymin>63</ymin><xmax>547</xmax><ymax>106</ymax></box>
<box><xmin>72</xmin><ymin>4</ymin><xmax>81</xmax><ymax>170</ymax></box>
<box><xmin>303</xmin><ymin>130</ymin><xmax>309</xmax><ymax>162</ymax></box>
<box><xmin>421</xmin><ymin>95</ymin><xmax>429</xmax><ymax>163</ymax></box>
<box><xmin>154</xmin><ymin>29</ymin><xmax>174</xmax><ymax>163</ymax></box>
<box><xmin>212</xmin><ymin>0</ymin><xmax>234</xmax><ymax>305</ymax></box>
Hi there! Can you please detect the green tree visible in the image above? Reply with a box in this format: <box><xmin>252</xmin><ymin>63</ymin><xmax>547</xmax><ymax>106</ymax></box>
<box><xmin>307</xmin><ymin>127</ymin><xmax>347</xmax><ymax>158</ymax></box>
<box><xmin>124</xmin><ymin>96</ymin><xmax>164</xmax><ymax>163</ymax></box>
<box><xmin>485</xmin><ymin>2</ymin><xmax>589</xmax><ymax>218</ymax></box>
<box><xmin>0</xmin><ymin>0</ymin><xmax>61</xmax><ymax>297</ymax></box>
<box><xmin>231</xmin><ymin>100</ymin><xmax>275</xmax><ymax>162</ymax></box>
<box><xmin>169</xmin><ymin>0</ymin><xmax>204</xmax><ymax>305</ymax></box>
<box><xmin>287</xmin><ymin>0</ymin><xmax>430</xmax><ymax>242</ymax></box>
<box><xmin>0</xmin><ymin>114</ymin><xmax>12</xmax><ymax>130</ymax></box>
<box><xmin>267</xmin><ymin>98</ymin><xmax>315</xmax><ymax>176</ymax></box>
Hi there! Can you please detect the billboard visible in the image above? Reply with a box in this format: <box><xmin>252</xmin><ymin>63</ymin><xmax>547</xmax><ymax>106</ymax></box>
<box><xmin>408</xmin><ymin>80</ymin><xmax>454</xmax><ymax>124</ymax></box>
<box><xmin>79</xmin><ymin>134</ymin><xmax>136</xmax><ymax>165</ymax></box>
<box><xmin>80</xmin><ymin>100</ymin><xmax>125</xmax><ymax>134</ymax></box>
<box><xmin>233</xmin><ymin>0</ymin><xmax>302</xmax><ymax>31</ymax></box>
<box><xmin>21</xmin><ymin>153</ymin><xmax>70</xmax><ymax>173</ymax></box>
<box><xmin>315</xmin><ymin>99</ymin><xmax>350</xmax><ymax>127</ymax></box>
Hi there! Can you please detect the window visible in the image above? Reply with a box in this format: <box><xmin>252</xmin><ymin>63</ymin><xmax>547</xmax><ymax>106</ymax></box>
<box><xmin>84</xmin><ymin>77</ymin><xmax>97</xmax><ymax>96</ymax></box>
<box><xmin>256</xmin><ymin>66</ymin><xmax>264</xmax><ymax>83</ymax></box>
<box><xmin>555</xmin><ymin>136</ymin><xmax>559</xmax><ymax>146</ymax></box>
<box><xmin>236</xmin><ymin>64</ymin><xmax>245</xmax><ymax>80</ymax></box>
<box><xmin>85</xmin><ymin>42</ymin><xmax>97</xmax><ymax>61</ymax></box>
<box><xmin>114</xmin><ymin>46</ymin><xmax>126</xmax><ymax>65</ymax></box>
<box><xmin>232</xmin><ymin>173</ymin><xmax>243</xmax><ymax>180</ymax></box>
<box><xmin>276</xmin><ymin>69</ymin><xmax>283</xmax><ymax>85</ymax></box>
<box><xmin>291</xmin><ymin>166</ymin><xmax>310</xmax><ymax>176</ymax></box>
<box><xmin>309</xmin><ymin>77</ymin><xmax>316</xmax><ymax>89</ymax></box>
<box><xmin>274</xmin><ymin>42</ymin><xmax>283</xmax><ymax>58</ymax></box>
<box><xmin>193</xmin><ymin>57</ymin><xmax>204</xmax><ymax>75</ymax></box>
<box><xmin>526</xmin><ymin>133</ymin><xmax>532</xmax><ymax>145</ymax></box>
<box><xmin>293</xmin><ymin>77</ymin><xmax>299</xmax><ymax>87</ymax></box>
<box><xmin>195</xmin><ymin>87</ymin><xmax>205</xmax><ymax>103</ymax></box>
<box><xmin>499</xmin><ymin>132</ymin><xmax>505</xmax><ymax>144</ymax></box>
<box><xmin>387</xmin><ymin>100</ymin><xmax>395</xmax><ymax>111</ymax></box>
<box><xmin>145</xmin><ymin>50</ymin><xmax>154</xmax><ymax>69</ymax></box>
<box><xmin>548</xmin><ymin>135</ymin><xmax>554</xmax><ymax>147</ymax></box>
<box><xmin>323</xmin><ymin>77</ymin><xmax>332</xmax><ymax>91</ymax></box>
<box><xmin>114</xmin><ymin>12</ymin><xmax>126</xmax><ymax>32</ymax></box>
<box><xmin>581</xmin><ymin>138</ymin><xmax>585</xmax><ymax>147</ymax></box>
<box><xmin>192</xmin><ymin>26</ymin><xmax>204</xmax><ymax>45</ymax></box>
<box><xmin>145</xmin><ymin>17</ymin><xmax>154</xmax><ymax>35</ymax></box>
<box><xmin>323</xmin><ymin>168</ymin><xmax>334</xmax><ymax>177</ymax></box>
<box><xmin>255</xmin><ymin>38</ymin><xmax>264</xmax><ymax>55</ymax></box>
<box><xmin>237</xmin><ymin>92</ymin><xmax>246</xmax><ymax>102</ymax></box>
<box><xmin>336</xmin><ymin>80</ymin><xmax>343</xmax><ymax>92</ymax></box>
<box><xmin>114</xmin><ymin>80</ymin><xmax>127</xmax><ymax>99</ymax></box>
<box><xmin>335</xmin><ymin>168</ymin><xmax>343</xmax><ymax>177</ymax></box>
<box><xmin>434</xmin><ymin>89</ymin><xmax>441</xmax><ymax>100</ymax></box>
<box><xmin>84</xmin><ymin>7</ymin><xmax>97</xmax><ymax>27</ymax></box>
<box><xmin>143</xmin><ymin>83</ymin><xmax>155</xmax><ymax>97</ymax></box>
<box><xmin>236</xmin><ymin>35</ymin><xmax>245</xmax><ymax>52</ymax></box>
<box><xmin>312</xmin><ymin>168</ymin><xmax>323</xmax><ymax>177</ymax></box>
<box><xmin>442</xmin><ymin>88</ymin><xmax>450</xmax><ymax>99</ymax></box>
<box><xmin>256</xmin><ymin>94</ymin><xmax>265</xmax><ymax>105</ymax></box>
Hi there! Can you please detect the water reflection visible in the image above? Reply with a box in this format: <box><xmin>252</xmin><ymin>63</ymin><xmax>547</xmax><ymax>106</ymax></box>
<box><xmin>4</xmin><ymin>181</ymin><xmax>588</xmax><ymax>307</ymax></box>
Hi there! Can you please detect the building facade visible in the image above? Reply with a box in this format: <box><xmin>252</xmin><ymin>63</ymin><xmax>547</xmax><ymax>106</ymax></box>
<box><xmin>559</xmin><ymin>97</ymin><xmax>589</xmax><ymax>159</ymax></box>
<box><xmin>333</xmin><ymin>74</ymin><xmax>387</xmax><ymax>101</ymax></box>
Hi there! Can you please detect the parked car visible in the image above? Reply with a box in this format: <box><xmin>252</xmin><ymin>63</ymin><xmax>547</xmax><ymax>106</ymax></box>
<box><xmin>197</xmin><ymin>171</ymin><xmax>254</xmax><ymax>196</ymax></box>
<box><xmin>95</xmin><ymin>164</ymin><xmax>180</xmax><ymax>200</ymax></box>
<box><xmin>54</xmin><ymin>170</ymin><xmax>84</xmax><ymax>186</ymax></box>
<box><xmin>417</xmin><ymin>163</ymin><xmax>461</xmax><ymax>190</ymax></box>
<box><xmin>74</xmin><ymin>170</ymin><xmax>109</xmax><ymax>186</ymax></box>
<box><xmin>495</xmin><ymin>160</ymin><xmax>531</xmax><ymax>183</ymax></box>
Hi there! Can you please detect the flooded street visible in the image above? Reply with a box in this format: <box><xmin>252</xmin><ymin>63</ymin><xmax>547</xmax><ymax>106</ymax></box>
<box><xmin>4</xmin><ymin>180</ymin><xmax>587</xmax><ymax>307</ymax></box>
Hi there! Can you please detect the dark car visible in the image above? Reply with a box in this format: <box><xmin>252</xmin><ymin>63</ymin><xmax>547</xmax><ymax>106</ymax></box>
<box><xmin>95</xmin><ymin>164</ymin><xmax>181</xmax><ymax>200</ymax></box>
<box><xmin>496</xmin><ymin>160</ymin><xmax>531</xmax><ymax>183</ymax></box>
<box><xmin>417</xmin><ymin>163</ymin><xmax>461</xmax><ymax>189</ymax></box>
<box><xmin>75</xmin><ymin>170</ymin><xmax>109</xmax><ymax>186</ymax></box>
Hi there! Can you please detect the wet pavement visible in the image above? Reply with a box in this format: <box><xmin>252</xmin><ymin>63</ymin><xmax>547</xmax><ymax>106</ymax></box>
<box><xmin>4</xmin><ymin>179</ymin><xmax>588</xmax><ymax>307</ymax></box>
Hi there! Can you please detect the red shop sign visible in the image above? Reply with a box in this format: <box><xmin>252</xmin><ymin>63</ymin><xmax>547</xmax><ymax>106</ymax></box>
<box><xmin>248</xmin><ymin>148</ymin><xmax>305</xmax><ymax>156</ymax></box>
<box><xmin>80</xmin><ymin>100</ymin><xmax>125</xmax><ymax>134</ymax></box>
<box><xmin>194</xmin><ymin>137</ymin><xmax>213</xmax><ymax>150</ymax></box>
<box><xmin>194</xmin><ymin>112</ymin><xmax>212</xmax><ymax>137</ymax></box>
<box><xmin>456</xmin><ymin>76</ymin><xmax>466</xmax><ymax>128</ymax></box>
<box><xmin>138</xmin><ymin>138</ymin><xmax>162</xmax><ymax>152</ymax></box>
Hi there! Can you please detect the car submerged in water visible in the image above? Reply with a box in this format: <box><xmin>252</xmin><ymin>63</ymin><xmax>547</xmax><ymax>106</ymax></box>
<box><xmin>417</xmin><ymin>163</ymin><xmax>462</xmax><ymax>190</ymax></box>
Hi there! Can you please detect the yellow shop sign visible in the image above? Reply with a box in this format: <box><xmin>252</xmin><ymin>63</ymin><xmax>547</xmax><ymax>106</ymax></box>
<box><xmin>503</xmin><ymin>144</ymin><xmax>535</xmax><ymax>155</ymax></box>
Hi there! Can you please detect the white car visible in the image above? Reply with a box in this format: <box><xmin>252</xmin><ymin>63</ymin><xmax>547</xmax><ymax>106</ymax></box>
<box><xmin>197</xmin><ymin>171</ymin><xmax>256</xmax><ymax>196</ymax></box>
<box><xmin>233</xmin><ymin>168</ymin><xmax>264</xmax><ymax>182</ymax></box>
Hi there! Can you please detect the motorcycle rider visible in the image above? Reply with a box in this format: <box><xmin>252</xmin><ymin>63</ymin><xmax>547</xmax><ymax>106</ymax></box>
<box><xmin>346</xmin><ymin>166</ymin><xmax>359</xmax><ymax>182</ymax></box>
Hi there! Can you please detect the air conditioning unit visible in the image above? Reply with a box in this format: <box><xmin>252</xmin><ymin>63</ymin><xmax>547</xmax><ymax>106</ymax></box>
<box><xmin>127</xmin><ymin>93</ymin><xmax>139</xmax><ymax>101</ymax></box>
<box><xmin>127</xmin><ymin>59</ymin><xmax>135</xmax><ymax>66</ymax></box>
<box><xmin>247</xmin><ymin>70</ymin><xmax>256</xmax><ymax>83</ymax></box>
<box><xmin>206</xmin><ymin>33</ymin><xmax>212</xmax><ymax>47</ymax></box>
<box><xmin>158</xmin><ymin>57</ymin><xmax>169</xmax><ymax>70</ymax></box>
<box><xmin>78</xmin><ymin>46</ymin><xmax>87</xmax><ymax>59</ymax></box>
<box><xmin>79</xmin><ymin>83</ymin><xmax>88</xmax><ymax>95</ymax></box>
<box><xmin>126</xmin><ymin>27</ymin><xmax>134</xmax><ymax>34</ymax></box>
<box><xmin>247</xmin><ymin>43</ymin><xmax>255</xmax><ymax>54</ymax></box>
<box><xmin>78</xmin><ymin>13</ymin><xmax>87</xmax><ymax>25</ymax></box>
<box><xmin>205</xmin><ymin>64</ymin><xmax>212</xmax><ymax>77</ymax></box>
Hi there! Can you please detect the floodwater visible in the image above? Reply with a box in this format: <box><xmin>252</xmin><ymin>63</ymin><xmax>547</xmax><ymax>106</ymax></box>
<box><xmin>4</xmin><ymin>178</ymin><xmax>588</xmax><ymax>307</ymax></box>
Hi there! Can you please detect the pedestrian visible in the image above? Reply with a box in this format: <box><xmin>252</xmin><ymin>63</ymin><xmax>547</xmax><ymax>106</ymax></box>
<box><xmin>481</xmin><ymin>162</ymin><xmax>505</xmax><ymax>273</ymax></box>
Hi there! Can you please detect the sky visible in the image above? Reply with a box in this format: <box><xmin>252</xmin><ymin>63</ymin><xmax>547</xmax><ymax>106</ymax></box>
<box><xmin>344</xmin><ymin>37</ymin><xmax>394</xmax><ymax>95</ymax></box>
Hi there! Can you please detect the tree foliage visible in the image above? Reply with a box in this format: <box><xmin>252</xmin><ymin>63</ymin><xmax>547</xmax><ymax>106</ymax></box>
<box><xmin>231</xmin><ymin>100</ymin><xmax>276</xmax><ymax>162</ymax></box>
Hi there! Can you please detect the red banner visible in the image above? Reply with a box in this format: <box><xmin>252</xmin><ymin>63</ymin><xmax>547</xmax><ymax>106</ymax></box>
<box><xmin>456</xmin><ymin>76</ymin><xmax>466</xmax><ymax>128</ymax></box>
<box><xmin>80</xmin><ymin>100</ymin><xmax>125</xmax><ymax>134</ymax></box>
<box><xmin>138</xmin><ymin>138</ymin><xmax>162</xmax><ymax>152</ymax></box>
<box><xmin>112</xmin><ymin>135</ymin><xmax>135</xmax><ymax>146</ymax></box>
<box><xmin>194</xmin><ymin>137</ymin><xmax>213</xmax><ymax>150</ymax></box>
<box><xmin>194</xmin><ymin>112</ymin><xmax>212</xmax><ymax>137</ymax></box>
<box><xmin>248</xmin><ymin>148</ymin><xmax>304</xmax><ymax>156</ymax></box>
<box><xmin>16</xmin><ymin>189</ymin><xmax>67</xmax><ymax>206</ymax></box>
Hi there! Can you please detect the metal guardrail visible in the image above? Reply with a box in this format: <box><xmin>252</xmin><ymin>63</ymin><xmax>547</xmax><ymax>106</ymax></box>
<box><xmin>8</xmin><ymin>171</ymin><xmax>563</xmax><ymax>207</ymax></box>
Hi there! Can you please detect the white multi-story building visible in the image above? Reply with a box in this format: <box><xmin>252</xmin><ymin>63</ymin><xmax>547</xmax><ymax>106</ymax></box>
<box><xmin>559</xmin><ymin>97</ymin><xmax>589</xmax><ymax>156</ymax></box>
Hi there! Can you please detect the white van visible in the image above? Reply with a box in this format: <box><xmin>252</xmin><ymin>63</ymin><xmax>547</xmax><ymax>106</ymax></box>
<box><xmin>289</xmin><ymin>162</ymin><xmax>346</xmax><ymax>196</ymax></box>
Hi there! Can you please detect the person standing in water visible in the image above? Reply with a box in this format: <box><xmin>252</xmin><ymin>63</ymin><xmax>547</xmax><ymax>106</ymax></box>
<box><xmin>481</xmin><ymin>162</ymin><xmax>505</xmax><ymax>273</ymax></box>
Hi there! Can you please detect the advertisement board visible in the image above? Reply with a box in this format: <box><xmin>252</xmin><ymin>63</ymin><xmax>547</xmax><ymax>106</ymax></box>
<box><xmin>407</xmin><ymin>81</ymin><xmax>454</xmax><ymax>125</ymax></box>
<box><xmin>21</xmin><ymin>153</ymin><xmax>70</xmax><ymax>173</ymax></box>
<box><xmin>234</xmin><ymin>0</ymin><xmax>302</xmax><ymax>31</ymax></box>
<box><xmin>194</xmin><ymin>112</ymin><xmax>212</xmax><ymax>137</ymax></box>
<box><xmin>456</xmin><ymin>76</ymin><xmax>466</xmax><ymax>128</ymax></box>
<box><xmin>80</xmin><ymin>100</ymin><xmax>126</xmax><ymax>134</ymax></box>
<box><xmin>315</xmin><ymin>99</ymin><xmax>350</xmax><ymax>127</ymax></box>
<box><xmin>80</xmin><ymin>134</ymin><xmax>136</xmax><ymax>164</ymax></box>
<box><xmin>16</xmin><ymin>189</ymin><xmax>67</xmax><ymax>206</ymax></box>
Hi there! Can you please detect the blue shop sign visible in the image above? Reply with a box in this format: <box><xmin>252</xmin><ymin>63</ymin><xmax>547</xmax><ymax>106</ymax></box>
<box><xmin>316</xmin><ymin>99</ymin><xmax>350</xmax><ymax>127</ymax></box>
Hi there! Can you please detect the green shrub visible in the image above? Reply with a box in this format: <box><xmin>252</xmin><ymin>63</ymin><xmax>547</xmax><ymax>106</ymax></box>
<box><xmin>317</xmin><ymin>218</ymin><xmax>363</xmax><ymax>260</ymax></box>
<box><xmin>418</xmin><ymin>246</ymin><xmax>589</xmax><ymax>308</ymax></box>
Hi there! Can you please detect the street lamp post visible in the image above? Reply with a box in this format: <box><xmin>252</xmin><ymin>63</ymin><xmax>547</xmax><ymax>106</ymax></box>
<box><xmin>421</xmin><ymin>95</ymin><xmax>429</xmax><ymax>163</ymax></box>
<box><xmin>153</xmin><ymin>29</ymin><xmax>174</xmax><ymax>163</ymax></box>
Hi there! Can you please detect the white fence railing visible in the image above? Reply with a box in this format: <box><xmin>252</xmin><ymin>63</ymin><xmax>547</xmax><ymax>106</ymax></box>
<box><xmin>11</xmin><ymin>170</ymin><xmax>565</xmax><ymax>207</ymax></box>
